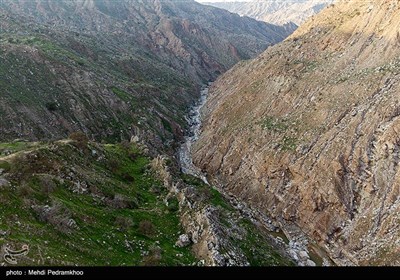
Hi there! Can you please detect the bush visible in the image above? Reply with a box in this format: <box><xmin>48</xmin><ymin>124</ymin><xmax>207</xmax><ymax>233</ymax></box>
<box><xmin>18</xmin><ymin>184</ymin><xmax>33</xmax><ymax>197</ymax></box>
<box><xmin>108</xmin><ymin>158</ymin><xmax>120</xmax><ymax>173</ymax></box>
<box><xmin>141</xmin><ymin>246</ymin><xmax>162</xmax><ymax>266</ymax></box>
<box><xmin>120</xmin><ymin>140</ymin><xmax>131</xmax><ymax>151</ymax></box>
<box><xmin>121</xmin><ymin>172</ymin><xmax>135</xmax><ymax>182</ymax></box>
<box><xmin>38</xmin><ymin>175</ymin><xmax>57</xmax><ymax>196</ymax></box>
<box><xmin>0</xmin><ymin>160</ymin><xmax>11</xmax><ymax>172</ymax></box>
<box><xmin>114</xmin><ymin>216</ymin><xmax>133</xmax><ymax>231</ymax></box>
<box><xmin>167</xmin><ymin>197</ymin><xmax>179</xmax><ymax>212</ymax></box>
<box><xmin>141</xmin><ymin>254</ymin><xmax>161</xmax><ymax>266</ymax></box>
<box><xmin>32</xmin><ymin>202</ymin><xmax>78</xmax><ymax>233</ymax></box>
<box><xmin>138</xmin><ymin>220</ymin><xmax>155</xmax><ymax>237</ymax></box>
<box><xmin>69</xmin><ymin>131</ymin><xmax>89</xmax><ymax>149</ymax></box>
<box><xmin>69</xmin><ymin>131</ymin><xmax>88</xmax><ymax>142</ymax></box>
<box><xmin>198</xmin><ymin>187</ymin><xmax>212</xmax><ymax>202</ymax></box>
<box><xmin>108</xmin><ymin>194</ymin><xmax>137</xmax><ymax>209</ymax></box>
<box><xmin>149</xmin><ymin>185</ymin><xmax>161</xmax><ymax>195</ymax></box>
<box><xmin>45</xmin><ymin>102</ymin><xmax>58</xmax><ymax>112</ymax></box>
<box><xmin>120</xmin><ymin>141</ymin><xmax>138</xmax><ymax>161</ymax></box>
<box><xmin>128</xmin><ymin>152</ymin><xmax>138</xmax><ymax>161</ymax></box>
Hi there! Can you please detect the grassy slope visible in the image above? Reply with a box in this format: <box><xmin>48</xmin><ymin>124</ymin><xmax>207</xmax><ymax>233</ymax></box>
<box><xmin>0</xmin><ymin>140</ymin><xmax>195</xmax><ymax>266</ymax></box>
<box><xmin>0</xmin><ymin>140</ymin><xmax>293</xmax><ymax>266</ymax></box>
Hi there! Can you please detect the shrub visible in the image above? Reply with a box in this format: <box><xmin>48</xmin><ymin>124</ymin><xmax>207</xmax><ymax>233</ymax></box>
<box><xmin>38</xmin><ymin>175</ymin><xmax>57</xmax><ymax>196</ymax></box>
<box><xmin>32</xmin><ymin>202</ymin><xmax>77</xmax><ymax>233</ymax></box>
<box><xmin>18</xmin><ymin>183</ymin><xmax>33</xmax><ymax>197</ymax></box>
<box><xmin>114</xmin><ymin>216</ymin><xmax>133</xmax><ymax>231</ymax></box>
<box><xmin>121</xmin><ymin>172</ymin><xmax>135</xmax><ymax>182</ymax></box>
<box><xmin>69</xmin><ymin>131</ymin><xmax>89</xmax><ymax>149</ymax></box>
<box><xmin>167</xmin><ymin>197</ymin><xmax>179</xmax><ymax>212</ymax></box>
<box><xmin>141</xmin><ymin>245</ymin><xmax>162</xmax><ymax>266</ymax></box>
<box><xmin>128</xmin><ymin>152</ymin><xmax>138</xmax><ymax>161</ymax></box>
<box><xmin>138</xmin><ymin>220</ymin><xmax>155</xmax><ymax>237</ymax></box>
<box><xmin>45</xmin><ymin>102</ymin><xmax>58</xmax><ymax>112</ymax></box>
<box><xmin>198</xmin><ymin>187</ymin><xmax>212</xmax><ymax>202</ymax></box>
<box><xmin>120</xmin><ymin>140</ymin><xmax>131</xmax><ymax>151</ymax></box>
<box><xmin>0</xmin><ymin>160</ymin><xmax>11</xmax><ymax>172</ymax></box>
<box><xmin>108</xmin><ymin>158</ymin><xmax>120</xmax><ymax>173</ymax></box>
<box><xmin>69</xmin><ymin>131</ymin><xmax>88</xmax><ymax>142</ymax></box>
<box><xmin>120</xmin><ymin>141</ymin><xmax>138</xmax><ymax>161</ymax></box>
<box><xmin>141</xmin><ymin>254</ymin><xmax>161</xmax><ymax>266</ymax></box>
<box><xmin>149</xmin><ymin>185</ymin><xmax>161</xmax><ymax>195</ymax></box>
<box><xmin>108</xmin><ymin>194</ymin><xmax>137</xmax><ymax>209</ymax></box>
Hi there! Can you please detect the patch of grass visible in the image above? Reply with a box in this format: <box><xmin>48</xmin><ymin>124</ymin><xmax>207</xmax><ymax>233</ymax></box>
<box><xmin>281</xmin><ymin>136</ymin><xmax>297</xmax><ymax>151</ymax></box>
<box><xmin>181</xmin><ymin>174</ymin><xmax>204</xmax><ymax>187</ymax></box>
<box><xmin>0</xmin><ymin>141</ymin><xmax>41</xmax><ymax>157</ymax></box>
<box><xmin>0</xmin><ymin>141</ymin><xmax>196</xmax><ymax>266</ymax></box>
<box><xmin>209</xmin><ymin>188</ymin><xmax>234</xmax><ymax>211</ymax></box>
<box><xmin>111</xmin><ymin>87</ymin><xmax>131</xmax><ymax>102</ymax></box>
<box><xmin>166</xmin><ymin>197</ymin><xmax>179</xmax><ymax>213</ymax></box>
<box><xmin>161</xmin><ymin>118</ymin><xmax>173</xmax><ymax>134</ymax></box>
<box><xmin>0</xmin><ymin>160</ymin><xmax>11</xmax><ymax>172</ymax></box>
<box><xmin>235</xmin><ymin>219</ymin><xmax>294</xmax><ymax>266</ymax></box>
<box><xmin>259</xmin><ymin>116</ymin><xmax>289</xmax><ymax>132</ymax></box>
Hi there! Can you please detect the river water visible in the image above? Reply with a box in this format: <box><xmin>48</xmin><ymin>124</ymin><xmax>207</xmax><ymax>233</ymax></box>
<box><xmin>178</xmin><ymin>86</ymin><xmax>209</xmax><ymax>184</ymax></box>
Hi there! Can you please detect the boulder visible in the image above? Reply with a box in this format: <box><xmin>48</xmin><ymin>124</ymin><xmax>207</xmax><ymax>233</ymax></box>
<box><xmin>0</xmin><ymin>178</ymin><xmax>10</xmax><ymax>187</ymax></box>
<box><xmin>175</xmin><ymin>234</ymin><xmax>191</xmax><ymax>247</ymax></box>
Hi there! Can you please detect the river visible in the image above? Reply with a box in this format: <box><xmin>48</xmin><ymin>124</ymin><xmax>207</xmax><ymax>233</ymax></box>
<box><xmin>178</xmin><ymin>86</ymin><xmax>209</xmax><ymax>184</ymax></box>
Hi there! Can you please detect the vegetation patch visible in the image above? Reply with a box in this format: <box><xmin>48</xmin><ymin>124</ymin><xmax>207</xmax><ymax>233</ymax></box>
<box><xmin>0</xmin><ymin>141</ymin><xmax>196</xmax><ymax>266</ymax></box>
<box><xmin>281</xmin><ymin>136</ymin><xmax>297</xmax><ymax>151</ymax></box>
<box><xmin>259</xmin><ymin>116</ymin><xmax>289</xmax><ymax>132</ymax></box>
<box><xmin>111</xmin><ymin>87</ymin><xmax>132</xmax><ymax>102</ymax></box>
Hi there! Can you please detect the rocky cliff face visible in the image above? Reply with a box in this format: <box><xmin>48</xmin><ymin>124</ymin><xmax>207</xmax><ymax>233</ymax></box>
<box><xmin>193</xmin><ymin>0</ymin><xmax>400</xmax><ymax>265</ymax></box>
<box><xmin>205</xmin><ymin>0</ymin><xmax>332</xmax><ymax>25</ymax></box>
<box><xmin>0</xmin><ymin>0</ymin><xmax>294</xmax><ymax>152</ymax></box>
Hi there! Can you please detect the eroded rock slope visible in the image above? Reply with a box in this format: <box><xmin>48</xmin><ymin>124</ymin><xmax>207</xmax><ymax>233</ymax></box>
<box><xmin>194</xmin><ymin>0</ymin><xmax>400</xmax><ymax>265</ymax></box>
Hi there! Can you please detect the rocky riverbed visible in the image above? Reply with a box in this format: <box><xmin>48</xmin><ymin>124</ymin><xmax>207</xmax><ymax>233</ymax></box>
<box><xmin>179</xmin><ymin>87</ymin><xmax>209</xmax><ymax>184</ymax></box>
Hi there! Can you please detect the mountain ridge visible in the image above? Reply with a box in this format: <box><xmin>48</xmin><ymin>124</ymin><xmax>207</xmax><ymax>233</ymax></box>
<box><xmin>0</xmin><ymin>0</ymin><xmax>294</xmax><ymax>153</ymax></box>
<box><xmin>204</xmin><ymin>0</ymin><xmax>333</xmax><ymax>25</ymax></box>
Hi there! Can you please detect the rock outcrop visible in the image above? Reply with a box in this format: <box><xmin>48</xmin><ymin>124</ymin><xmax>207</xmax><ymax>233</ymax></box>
<box><xmin>193</xmin><ymin>0</ymin><xmax>400</xmax><ymax>265</ymax></box>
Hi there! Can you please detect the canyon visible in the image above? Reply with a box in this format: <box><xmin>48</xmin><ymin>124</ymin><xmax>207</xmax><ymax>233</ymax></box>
<box><xmin>1</xmin><ymin>0</ymin><xmax>398</xmax><ymax>267</ymax></box>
